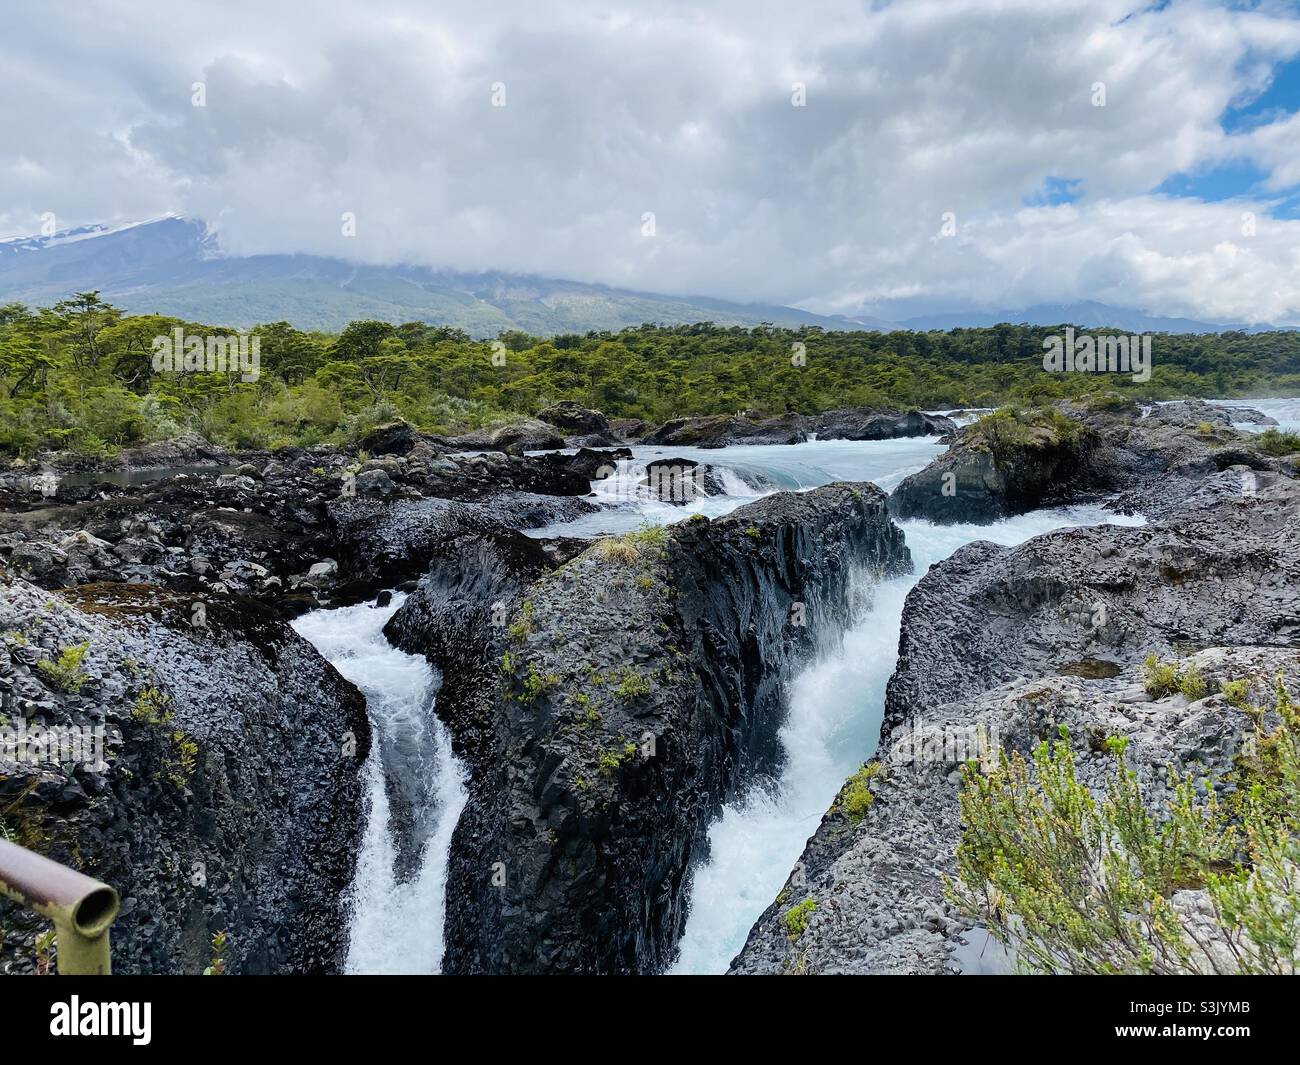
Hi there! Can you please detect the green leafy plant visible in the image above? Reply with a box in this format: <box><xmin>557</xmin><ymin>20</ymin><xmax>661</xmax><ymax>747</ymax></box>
<box><xmin>1256</xmin><ymin>428</ymin><xmax>1300</xmax><ymax>456</ymax></box>
<box><xmin>203</xmin><ymin>929</ymin><xmax>228</xmax><ymax>976</ymax></box>
<box><xmin>34</xmin><ymin>929</ymin><xmax>57</xmax><ymax>976</ymax></box>
<box><xmin>839</xmin><ymin>762</ymin><xmax>882</xmax><ymax>826</ymax></box>
<box><xmin>784</xmin><ymin>898</ymin><xmax>817</xmax><ymax>941</ymax></box>
<box><xmin>133</xmin><ymin>685</ymin><xmax>173</xmax><ymax>724</ymax></box>
<box><xmin>35</xmin><ymin>641</ymin><xmax>91</xmax><ymax>693</ymax></box>
<box><xmin>520</xmin><ymin>661</ymin><xmax>559</xmax><ymax>704</ymax></box>
<box><xmin>950</xmin><ymin>679</ymin><xmax>1300</xmax><ymax>974</ymax></box>
<box><xmin>616</xmin><ymin>670</ymin><xmax>652</xmax><ymax>700</ymax></box>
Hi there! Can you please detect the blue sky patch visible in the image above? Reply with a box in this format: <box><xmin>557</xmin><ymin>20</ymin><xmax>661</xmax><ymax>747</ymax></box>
<box><xmin>1023</xmin><ymin>176</ymin><xmax>1084</xmax><ymax>207</ymax></box>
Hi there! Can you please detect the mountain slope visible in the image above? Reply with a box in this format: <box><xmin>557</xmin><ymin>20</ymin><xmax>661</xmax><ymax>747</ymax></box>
<box><xmin>0</xmin><ymin>218</ymin><xmax>1280</xmax><ymax>336</ymax></box>
<box><xmin>0</xmin><ymin>218</ymin><xmax>855</xmax><ymax>335</ymax></box>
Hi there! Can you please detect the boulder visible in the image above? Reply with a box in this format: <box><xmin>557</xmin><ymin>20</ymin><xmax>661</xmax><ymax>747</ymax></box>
<box><xmin>537</xmin><ymin>401</ymin><xmax>610</xmax><ymax>436</ymax></box>
<box><xmin>888</xmin><ymin>408</ymin><xmax>1098</xmax><ymax>523</ymax></box>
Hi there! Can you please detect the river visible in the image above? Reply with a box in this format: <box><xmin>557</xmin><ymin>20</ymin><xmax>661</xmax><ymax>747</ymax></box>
<box><xmin>293</xmin><ymin>430</ymin><xmax>1158</xmax><ymax>973</ymax></box>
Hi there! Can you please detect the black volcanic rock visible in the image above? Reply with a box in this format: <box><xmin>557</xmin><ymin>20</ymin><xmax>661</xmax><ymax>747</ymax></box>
<box><xmin>638</xmin><ymin>407</ymin><xmax>955</xmax><ymax>448</ymax></box>
<box><xmin>0</xmin><ymin>576</ymin><xmax>370</xmax><ymax>975</ymax></box>
<box><xmin>888</xmin><ymin>409</ymin><xmax>1098</xmax><ymax>523</ymax></box>
<box><xmin>356</xmin><ymin>420</ymin><xmax>421</xmax><ymax>456</ymax></box>
<box><xmin>731</xmin><ymin>479</ymin><xmax>1300</xmax><ymax>975</ymax></box>
<box><xmin>808</xmin><ymin>408</ymin><xmax>955</xmax><ymax>440</ymax></box>
<box><xmin>441</xmin><ymin>419</ymin><xmax>566</xmax><ymax>453</ymax></box>
<box><xmin>537</xmin><ymin>401</ymin><xmax>611</xmax><ymax>436</ymax></box>
<box><xmin>886</xmin><ymin>401</ymin><xmax>1294</xmax><ymax>526</ymax></box>
<box><xmin>387</xmin><ymin>482</ymin><xmax>911</xmax><ymax>973</ymax></box>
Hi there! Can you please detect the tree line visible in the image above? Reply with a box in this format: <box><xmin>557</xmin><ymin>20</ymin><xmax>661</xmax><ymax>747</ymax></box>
<box><xmin>2</xmin><ymin>292</ymin><xmax>1298</xmax><ymax>455</ymax></box>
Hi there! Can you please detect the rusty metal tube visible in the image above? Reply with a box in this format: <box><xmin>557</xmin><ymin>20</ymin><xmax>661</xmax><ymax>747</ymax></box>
<box><xmin>0</xmin><ymin>837</ymin><xmax>119</xmax><ymax>974</ymax></box>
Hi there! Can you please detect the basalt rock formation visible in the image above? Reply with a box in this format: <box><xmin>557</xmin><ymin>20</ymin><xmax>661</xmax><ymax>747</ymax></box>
<box><xmin>386</xmin><ymin>483</ymin><xmax>911</xmax><ymax>973</ymax></box>
<box><xmin>888</xmin><ymin>408</ymin><xmax>1098</xmax><ymax>523</ymax></box>
<box><xmin>888</xmin><ymin>400</ymin><xmax>1288</xmax><ymax>525</ymax></box>
<box><xmin>0</xmin><ymin>575</ymin><xmax>370</xmax><ymax>975</ymax></box>
<box><xmin>731</xmin><ymin>645</ymin><xmax>1300</xmax><ymax>974</ymax></box>
<box><xmin>0</xmin><ymin>442</ymin><xmax>598</xmax><ymax>611</ymax></box>
<box><xmin>731</xmin><ymin>475</ymin><xmax>1300</xmax><ymax>975</ymax></box>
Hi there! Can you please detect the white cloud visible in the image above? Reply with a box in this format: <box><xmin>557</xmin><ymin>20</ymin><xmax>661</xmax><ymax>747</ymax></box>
<box><xmin>1</xmin><ymin>0</ymin><xmax>1299</xmax><ymax>322</ymax></box>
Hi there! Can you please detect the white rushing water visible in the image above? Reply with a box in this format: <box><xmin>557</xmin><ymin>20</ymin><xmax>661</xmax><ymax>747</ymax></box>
<box><xmin>530</xmin><ymin>434</ymin><xmax>1149</xmax><ymax>973</ymax></box>
<box><xmin>292</xmin><ymin>427</ymin><xmax>1165</xmax><ymax>976</ymax></box>
<box><xmin>1215</xmin><ymin>396</ymin><xmax>1300</xmax><ymax>433</ymax></box>
<box><xmin>668</xmin><ymin>503</ymin><xmax>1145</xmax><ymax>974</ymax></box>
<box><xmin>527</xmin><ymin>436</ymin><xmax>946</xmax><ymax>538</ymax></box>
<box><xmin>292</xmin><ymin>596</ymin><xmax>468</xmax><ymax>974</ymax></box>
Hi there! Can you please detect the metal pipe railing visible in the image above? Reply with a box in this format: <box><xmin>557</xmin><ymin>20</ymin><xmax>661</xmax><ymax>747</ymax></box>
<box><xmin>0</xmin><ymin>837</ymin><xmax>119</xmax><ymax>974</ymax></box>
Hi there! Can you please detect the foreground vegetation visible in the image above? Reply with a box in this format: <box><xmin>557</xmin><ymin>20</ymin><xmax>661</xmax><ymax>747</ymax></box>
<box><xmin>952</xmin><ymin>671</ymin><xmax>1300</xmax><ymax>974</ymax></box>
<box><xmin>2</xmin><ymin>293</ymin><xmax>1299</xmax><ymax>457</ymax></box>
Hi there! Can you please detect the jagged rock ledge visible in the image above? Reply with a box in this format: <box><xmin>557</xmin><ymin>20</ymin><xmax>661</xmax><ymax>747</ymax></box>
<box><xmin>385</xmin><ymin>482</ymin><xmax>912</xmax><ymax>973</ymax></box>
<box><xmin>730</xmin><ymin>481</ymin><xmax>1300</xmax><ymax>974</ymax></box>
<box><xmin>888</xmin><ymin>399</ymin><xmax>1290</xmax><ymax>525</ymax></box>
<box><xmin>0</xmin><ymin>574</ymin><xmax>370</xmax><ymax>974</ymax></box>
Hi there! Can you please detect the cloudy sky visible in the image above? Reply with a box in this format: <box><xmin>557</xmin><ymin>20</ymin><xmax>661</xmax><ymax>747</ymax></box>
<box><xmin>4</xmin><ymin>0</ymin><xmax>1300</xmax><ymax>322</ymax></box>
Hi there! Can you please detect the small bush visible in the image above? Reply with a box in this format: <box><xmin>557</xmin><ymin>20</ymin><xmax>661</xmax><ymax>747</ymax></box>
<box><xmin>839</xmin><ymin>762</ymin><xmax>882</xmax><ymax>826</ymax></box>
<box><xmin>520</xmin><ymin>661</ymin><xmax>558</xmax><ymax>704</ymax></box>
<box><xmin>133</xmin><ymin>686</ymin><xmax>173</xmax><ymax>724</ymax></box>
<box><xmin>616</xmin><ymin>670</ymin><xmax>652</xmax><ymax>700</ymax></box>
<box><xmin>36</xmin><ymin>641</ymin><xmax>91</xmax><ymax>694</ymax></box>
<box><xmin>784</xmin><ymin>898</ymin><xmax>817</xmax><ymax>940</ymax></box>
<box><xmin>1257</xmin><ymin>428</ymin><xmax>1300</xmax><ymax>456</ymax></box>
<box><xmin>950</xmin><ymin>675</ymin><xmax>1300</xmax><ymax>974</ymax></box>
<box><xmin>1222</xmin><ymin>679</ymin><xmax>1251</xmax><ymax>708</ymax></box>
<box><xmin>595</xmin><ymin>524</ymin><xmax>667</xmax><ymax>564</ymax></box>
<box><xmin>1179</xmin><ymin>663</ymin><xmax>1207</xmax><ymax>701</ymax></box>
<box><xmin>1142</xmin><ymin>653</ymin><xmax>1207</xmax><ymax>701</ymax></box>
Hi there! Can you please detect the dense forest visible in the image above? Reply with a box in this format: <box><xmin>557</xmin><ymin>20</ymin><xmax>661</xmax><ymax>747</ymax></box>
<box><xmin>2</xmin><ymin>292</ymin><xmax>1299</xmax><ymax>456</ymax></box>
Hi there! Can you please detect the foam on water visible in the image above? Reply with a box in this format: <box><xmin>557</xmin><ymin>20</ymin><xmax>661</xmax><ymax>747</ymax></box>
<box><xmin>293</xmin><ymin>433</ymin><xmax>1152</xmax><ymax>976</ymax></box>
<box><xmin>669</xmin><ymin>503</ymin><xmax>1146</xmax><ymax>974</ymax></box>
<box><xmin>1215</xmin><ymin>396</ymin><xmax>1300</xmax><ymax>433</ymax></box>
<box><xmin>292</xmin><ymin>596</ymin><xmax>468</xmax><ymax>974</ymax></box>
<box><xmin>527</xmin><ymin>436</ymin><xmax>945</xmax><ymax>537</ymax></box>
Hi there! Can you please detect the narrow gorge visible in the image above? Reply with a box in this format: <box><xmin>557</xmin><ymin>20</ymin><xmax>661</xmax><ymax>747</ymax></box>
<box><xmin>2</xmin><ymin>398</ymin><xmax>1296</xmax><ymax>974</ymax></box>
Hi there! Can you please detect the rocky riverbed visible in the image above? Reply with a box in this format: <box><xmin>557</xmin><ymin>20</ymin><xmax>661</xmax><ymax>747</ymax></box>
<box><xmin>732</xmin><ymin>401</ymin><xmax>1300</xmax><ymax>974</ymax></box>
<box><xmin>1</xmin><ymin>398</ymin><xmax>1294</xmax><ymax>975</ymax></box>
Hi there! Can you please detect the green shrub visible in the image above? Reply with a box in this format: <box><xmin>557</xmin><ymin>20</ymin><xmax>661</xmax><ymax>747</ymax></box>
<box><xmin>950</xmin><ymin>679</ymin><xmax>1300</xmax><ymax>974</ymax></box>
<box><xmin>1142</xmin><ymin>653</ymin><xmax>1208</xmax><ymax>700</ymax></box>
<box><xmin>595</xmin><ymin>524</ymin><xmax>667</xmax><ymax>564</ymax></box>
<box><xmin>520</xmin><ymin>661</ymin><xmax>558</xmax><ymax>704</ymax></box>
<box><xmin>784</xmin><ymin>898</ymin><xmax>817</xmax><ymax>940</ymax></box>
<box><xmin>133</xmin><ymin>686</ymin><xmax>173</xmax><ymax>724</ymax></box>
<box><xmin>616</xmin><ymin>670</ymin><xmax>652</xmax><ymax>700</ymax></box>
<box><xmin>1222</xmin><ymin>679</ymin><xmax>1251</xmax><ymax>708</ymax></box>
<box><xmin>1179</xmin><ymin>663</ymin><xmax>1207</xmax><ymax>701</ymax></box>
<box><xmin>36</xmin><ymin>641</ymin><xmax>91</xmax><ymax>693</ymax></box>
<box><xmin>839</xmin><ymin>763</ymin><xmax>882</xmax><ymax>825</ymax></box>
<box><xmin>1257</xmin><ymin>428</ymin><xmax>1300</xmax><ymax>456</ymax></box>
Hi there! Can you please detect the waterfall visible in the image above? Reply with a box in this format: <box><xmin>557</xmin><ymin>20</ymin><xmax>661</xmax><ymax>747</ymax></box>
<box><xmin>292</xmin><ymin>596</ymin><xmax>468</xmax><ymax>974</ymax></box>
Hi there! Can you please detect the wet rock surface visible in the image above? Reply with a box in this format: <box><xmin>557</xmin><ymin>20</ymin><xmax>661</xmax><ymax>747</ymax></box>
<box><xmin>387</xmin><ymin>483</ymin><xmax>911</xmax><ymax>973</ymax></box>
<box><xmin>732</xmin><ymin>468</ymin><xmax>1300</xmax><ymax>974</ymax></box>
<box><xmin>0</xmin><ymin>574</ymin><xmax>370</xmax><ymax>974</ymax></box>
